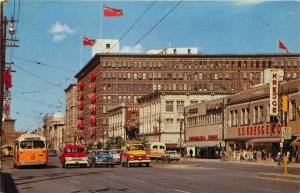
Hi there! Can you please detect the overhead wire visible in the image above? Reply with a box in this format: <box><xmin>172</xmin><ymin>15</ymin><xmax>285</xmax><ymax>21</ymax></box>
<box><xmin>129</xmin><ymin>0</ymin><xmax>183</xmax><ymax>52</ymax></box>
<box><xmin>109</xmin><ymin>1</ymin><xmax>156</xmax><ymax>52</ymax></box>
<box><xmin>11</xmin><ymin>78</ymin><xmax>73</xmax><ymax>94</ymax></box>
<box><xmin>13</xmin><ymin>63</ymin><xmax>66</xmax><ymax>90</ymax></box>
<box><xmin>12</xmin><ymin>94</ymin><xmax>62</xmax><ymax>109</ymax></box>
<box><xmin>14</xmin><ymin>56</ymin><xmax>77</xmax><ymax>73</ymax></box>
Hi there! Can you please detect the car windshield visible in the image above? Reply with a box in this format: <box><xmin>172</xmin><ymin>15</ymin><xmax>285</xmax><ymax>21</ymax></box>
<box><xmin>96</xmin><ymin>151</ymin><xmax>109</xmax><ymax>155</ymax></box>
<box><xmin>128</xmin><ymin>145</ymin><xmax>144</xmax><ymax>151</ymax></box>
<box><xmin>65</xmin><ymin>148</ymin><xmax>84</xmax><ymax>153</ymax></box>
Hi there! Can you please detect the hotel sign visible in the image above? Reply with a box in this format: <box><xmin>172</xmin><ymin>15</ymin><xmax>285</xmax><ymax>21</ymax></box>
<box><xmin>270</xmin><ymin>70</ymin><xmax>279</xmax><ymax>116</ymax></box>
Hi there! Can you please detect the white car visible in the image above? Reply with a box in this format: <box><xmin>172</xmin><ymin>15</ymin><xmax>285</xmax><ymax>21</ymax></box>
<box><xmin>109</xmin><ymin>149</ymin><xmax>124</xmax><ymax>164</ymax></box>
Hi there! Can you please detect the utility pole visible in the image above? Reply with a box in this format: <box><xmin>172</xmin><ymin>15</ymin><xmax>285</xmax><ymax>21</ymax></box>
<box><xmin>158</xmin><ymin>115</ymin><xmax>161</xmax><ymax>142</ymax></box>
<box><xmin>0</xmin><ymin>0</ymin><xmax>18</xmax><ymax>170</ymax></box>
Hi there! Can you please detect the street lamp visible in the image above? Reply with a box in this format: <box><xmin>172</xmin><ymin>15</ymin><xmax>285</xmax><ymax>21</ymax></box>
<box><xmin>0</xmin><ymin>1</ymin><xmax>19</xmax><ymax>170</ymax></box>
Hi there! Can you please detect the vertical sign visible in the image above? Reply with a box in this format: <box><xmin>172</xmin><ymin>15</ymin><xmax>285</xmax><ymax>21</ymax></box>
<box><xmin>270</xmin><ymin>70</ymin><xmax>278</xmax><ymax>116</ymax></box>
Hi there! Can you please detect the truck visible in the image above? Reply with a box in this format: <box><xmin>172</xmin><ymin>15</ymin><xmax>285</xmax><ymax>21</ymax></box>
<box><xmin>120</xmin><ymin>143</ymin><xmax>151</xmax><ymax>167</ymax></box>
<box><xmin>60</xmin><ymin>144</ymin><xmax>89</xmax><ymax>168</ymax></box>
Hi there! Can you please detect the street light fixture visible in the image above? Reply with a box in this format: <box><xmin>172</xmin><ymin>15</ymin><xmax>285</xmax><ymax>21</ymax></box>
<box><xmin>0</xmin><ymin>1</ymin><xmax>19</xmax><ymax>170</ymax></box>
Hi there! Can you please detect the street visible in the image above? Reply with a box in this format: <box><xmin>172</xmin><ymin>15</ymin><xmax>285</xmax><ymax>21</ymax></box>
<box><xmin>1</xmin><ymin>156</ymin><xmax>300</xmax><ymax>193</ymax></box>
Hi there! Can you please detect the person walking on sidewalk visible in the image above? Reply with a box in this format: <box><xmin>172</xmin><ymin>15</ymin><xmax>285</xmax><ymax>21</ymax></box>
<box><xmin>189</xmin><ymin>149</ymin><xmax>193</xmax><ymax>158</ymax></box>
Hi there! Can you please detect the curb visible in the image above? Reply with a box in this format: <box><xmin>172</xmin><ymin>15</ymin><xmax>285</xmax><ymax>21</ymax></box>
<box><xmin>257</xmin><ymin>173</ymin><xmax>300</xmax><ymax>182</ymax></box>
<box><xmin>0</xmin><ymin>171</ymin><xmax>4</xmax><ymax>193</ymax></box>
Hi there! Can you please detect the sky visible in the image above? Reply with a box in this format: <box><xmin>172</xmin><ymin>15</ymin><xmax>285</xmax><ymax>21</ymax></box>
<box><xmin>3</xmin><ymin>0</ymin><xmax>300</xmax><ymax>132</ymax></box>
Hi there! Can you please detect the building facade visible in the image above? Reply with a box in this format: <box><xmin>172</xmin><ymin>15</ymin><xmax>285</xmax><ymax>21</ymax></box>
<box><xmin>65</xmin><ymin>83</ymin><xmax>77</xmax><ymax>144</ymax></box>
<box><xmin>137</xmin><ymin>91</ymin><xmax>229</xmax><ymax>148</ymax></box>
<box><xmin>184</xmin><ymin>79</ymin><xmax>300</xmax><ymax>161</ymax></box>
<box><xmin>226</xmin><ymin>79</ymin><xmax>300</xmax><ymax>161</ymax></box>
<box><xmin>1</xmin><ymin>118</ymin><xmax>16</xmax><ymax>146</ymax></box>
<box><xmin>185</xmin><ymin>98</ymin><xmax>228</xmax><ymax>158</ymax></box>
<box><xmin>74</xmin><ymin>53</ymin><xmax>300</xmax><ymax>144</ymax></box>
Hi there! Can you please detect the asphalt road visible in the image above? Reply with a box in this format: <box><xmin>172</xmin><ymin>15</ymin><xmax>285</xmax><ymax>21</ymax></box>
<box><xmin>1</xmin><ymin>156</ymin><xmax>300</xmax><ymax>193</ymax></box>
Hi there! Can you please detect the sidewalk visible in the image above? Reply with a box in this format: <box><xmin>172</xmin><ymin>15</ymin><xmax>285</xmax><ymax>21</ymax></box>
<box><xmin>182</xmin><ymin>157</ymin><xmax>300</xmax><ymax>168</ymax></box>
<box><xmin>180</xmin><ymin>157</ymin><xmax>300</xmax><ymax>182</ymax></box>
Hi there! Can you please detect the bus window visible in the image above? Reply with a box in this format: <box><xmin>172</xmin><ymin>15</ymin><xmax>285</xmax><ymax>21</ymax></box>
<box><xmin>20</xmin><ymin>141</ymin><xmax>32</xmax><ymax>149</ymax></box>
<box><xmin>33</xmin><ymin>141</ymin><xmax>45</xmax><ymax>149</ymax></box>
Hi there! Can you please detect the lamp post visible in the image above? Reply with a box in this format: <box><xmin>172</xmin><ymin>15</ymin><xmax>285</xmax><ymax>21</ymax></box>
<box><xmin>0</xmin><ymin>0</ymin><xmax>18</xmax><ymax>170</ymax></box>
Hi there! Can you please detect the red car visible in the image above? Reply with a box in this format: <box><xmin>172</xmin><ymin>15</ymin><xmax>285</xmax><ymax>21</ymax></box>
<box><xmin>60</xmin><ymin>144</ymin><xmax>89</xmax><ymax>168</ymax></box>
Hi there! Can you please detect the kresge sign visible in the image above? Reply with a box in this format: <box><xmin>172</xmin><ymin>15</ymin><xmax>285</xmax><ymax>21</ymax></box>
<box><xmin>270</xmin><ymin>70</ymin><xmax>279</xmax><ymax>116</ymax></box>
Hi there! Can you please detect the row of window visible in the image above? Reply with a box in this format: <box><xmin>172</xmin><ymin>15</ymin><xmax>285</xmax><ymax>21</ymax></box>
<box><xmin>102</xmin><ymin>71</ymin><xmax>298</xmax><ymax>81</ymax></box>
<box><xmin>102</xmin><ymin>60</ymin><xmax>299</xmax><ymax>69</ymax></box>
<box><xmin>229</xmin><ymin>101</ymin><xmax>297</xmax><ymax>127</ymax></box>
<box><xmin>101</xmin><ymin>83</ymin><xmax>251</xmax><ymax>92</ymax></box>
<box><xmin>187</xmin><ymin>113</ymin><xmax>222</xmax><ymax>127</ymax></box>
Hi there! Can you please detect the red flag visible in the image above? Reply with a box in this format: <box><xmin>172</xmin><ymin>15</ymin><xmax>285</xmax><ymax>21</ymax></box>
<box><xmin>278</xmin><ymin>40</ymin><xmax>289</xmax><ymax>53</ymax></box>
<box><xmin>103</xmin><ymin>5</ymin><xmax>123</xmax><ymax>17</ymax></box>
<box><xmin>82</xmin><ymin>37</ymin><xmax>95</xmax><ymax>46</ymax></box>
<box><xmin>3</xmin><ymin>67</ymin><xmax>12</xmax><ymax>90</ymax></box>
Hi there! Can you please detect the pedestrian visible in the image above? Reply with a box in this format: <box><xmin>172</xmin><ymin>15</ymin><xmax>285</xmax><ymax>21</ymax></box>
<box><xmin>189</xmin><ymin>149</ymin><xmax>193</xmax><ymax>158</ymax></box>
<box><xmin>253</xmin><ymin>150</ymin><xmax>257</xmax><ymax>162</ymax></box>
<box><xmin>286</xmin><ymin>151</ymin><xmax>290</xmax><ymax>162</ymax></box>
<box><xmin>262</xmin><ymin>149</ymin><xmax>266</xmax><ymax>160</ymax></box>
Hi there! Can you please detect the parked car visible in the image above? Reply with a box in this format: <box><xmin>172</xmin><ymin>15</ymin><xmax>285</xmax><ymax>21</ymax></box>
<box><xmin>109</xmin><ymin>149</ymin><xmax>124</xmax><ymax>164</ymax></box>
<box><xmin>88</xmin><ymin>150</ymin><xmax>115</xmax><ymax>167</ymax></box>
<box><xmin>162</xmin><ymin>151</ymin><xmax>180</xmax><ymax>162</ymax></box>
<box><xmin>60</xmin><ymin>144</ymin><xmax>89</xmax><ymax>168</ymax></box>
<box><xmin>48</xmin><ymin>149</ymin><xmax>58</xmax><ymax>157</ymax></box>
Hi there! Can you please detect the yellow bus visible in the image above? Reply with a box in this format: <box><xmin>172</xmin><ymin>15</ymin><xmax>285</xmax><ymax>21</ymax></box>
<box><xmin>13</xmin><ymin>133</ymin><xmax>48</xmax><ymax>168</ymax></box>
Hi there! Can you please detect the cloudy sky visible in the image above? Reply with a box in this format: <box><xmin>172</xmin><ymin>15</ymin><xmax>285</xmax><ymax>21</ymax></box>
<box><xmin>3</xmin><ymin>0</ymin><xmax>300</xmax><ymax>132</ymax></box>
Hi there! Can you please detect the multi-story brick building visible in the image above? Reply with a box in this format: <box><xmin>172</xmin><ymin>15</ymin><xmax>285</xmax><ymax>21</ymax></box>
<box><xmin>65</xmin><ymin>83</ymin><xmax>77</xmax><ymax>144</ymax></box>
<box><xmin>1</xmin><ymin>118</ymin><xmax>16</xmax><ymax>146</ymax></box>
<box><xmin>74</xmin><ymin>52</ymin><xmax>300</xmax><ymax>144</ymax></box>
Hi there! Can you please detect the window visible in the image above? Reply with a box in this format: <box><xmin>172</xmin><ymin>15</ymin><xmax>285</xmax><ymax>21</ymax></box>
<box><xmin>177</xmin><ymin>101</ymin><xmax>184</xmax><ymax>112</ymax></box>
<box><xmin>166</xmin><ymin>118</ymin><xmax>173</xmax><ymax>123</ymax></box>
<box><xmin>166</xmin><ymin>101</ymin><xmax>174</xmax><ymax>112</ymax></box>
<box><xmin>106</xmin><ymin>44</ymin><xmax>110</xmax><ymax>49</ymax></box>
<box><xmin>230</xmin><ymin>110</ymin><xmax>238</xmax><ymax>126</ymax></box>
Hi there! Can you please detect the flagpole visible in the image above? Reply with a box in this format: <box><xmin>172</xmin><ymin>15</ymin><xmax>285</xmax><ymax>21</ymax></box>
<box><xmin>277</xmin><ymin>36</ymin><xmax>279</xmax><ymax>53</ymax></box>
<box><xmin>80</xmin><ymin>35</ymin><xmax>83</xmax><ymax>69</ymax></box>
<box><xmin>100</xmin><ymin>1</ymin><xmax>103</xmax><ymax>39</ymax></box>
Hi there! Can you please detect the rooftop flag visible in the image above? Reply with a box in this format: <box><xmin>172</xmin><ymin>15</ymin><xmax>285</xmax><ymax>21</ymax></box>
<box><xmin>82</xmin><ymin>37</ymin><xmax>95</xmax><ymax>46</ymax></box>
<box><xmin>278</xmin><ymin>40</ymin><xmax>289</xmax><ymax>53</ymax></box>
<box><xmin>103</xmin><ymin>5</ymin><xmax>123</xmax><ymax>17</ymax></box>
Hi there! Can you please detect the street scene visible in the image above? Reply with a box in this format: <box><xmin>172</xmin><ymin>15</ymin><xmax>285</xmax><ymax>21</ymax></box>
<box><xmin>0</xmin><ymin>1</ymin><xmax>300</xmax><ymax>193</ymax></box>
<box><xmin>1</xmin><ymin>156</ymin><xmax>300</xmax><ymax>193</ymax></box>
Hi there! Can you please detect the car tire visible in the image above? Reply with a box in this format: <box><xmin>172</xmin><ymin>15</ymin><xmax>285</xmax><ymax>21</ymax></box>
<box><xmin>111</xmin><ymin>164</ymin><xmax>114</xmax><ymax>167</ymax></box>
<box><xmin>146</xmin><ymin>163</ymin><xmax>150</xmax><ymax>167</ymax></box>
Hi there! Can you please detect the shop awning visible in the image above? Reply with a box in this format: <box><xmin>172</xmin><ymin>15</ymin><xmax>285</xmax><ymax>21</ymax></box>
<box><xmin>185</xmin><ymin>141</ymin><xmax>221</xmax><ymax>148</ymax></box>
<box><xmin>247</xmin><ymin>137</ymin><xmax>281</xmax><ymax>143</ymax></box>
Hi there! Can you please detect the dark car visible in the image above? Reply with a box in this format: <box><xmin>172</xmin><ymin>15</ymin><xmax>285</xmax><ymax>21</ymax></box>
<box><xmin>88</xmin><ymin>150</ymin><xmax>115</xmax><ymax>167</ymax></box>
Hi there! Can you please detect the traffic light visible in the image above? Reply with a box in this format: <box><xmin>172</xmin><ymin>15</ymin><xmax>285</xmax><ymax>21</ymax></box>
<box><xmin>282</xmin><ymin>95</ymin><xmax>288</xmax><ymax>113</ymax></box>
<box><xmin>180</xmin><ymin>121</ymin><xmax>183</xmax><ymax>130</ymax></box>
